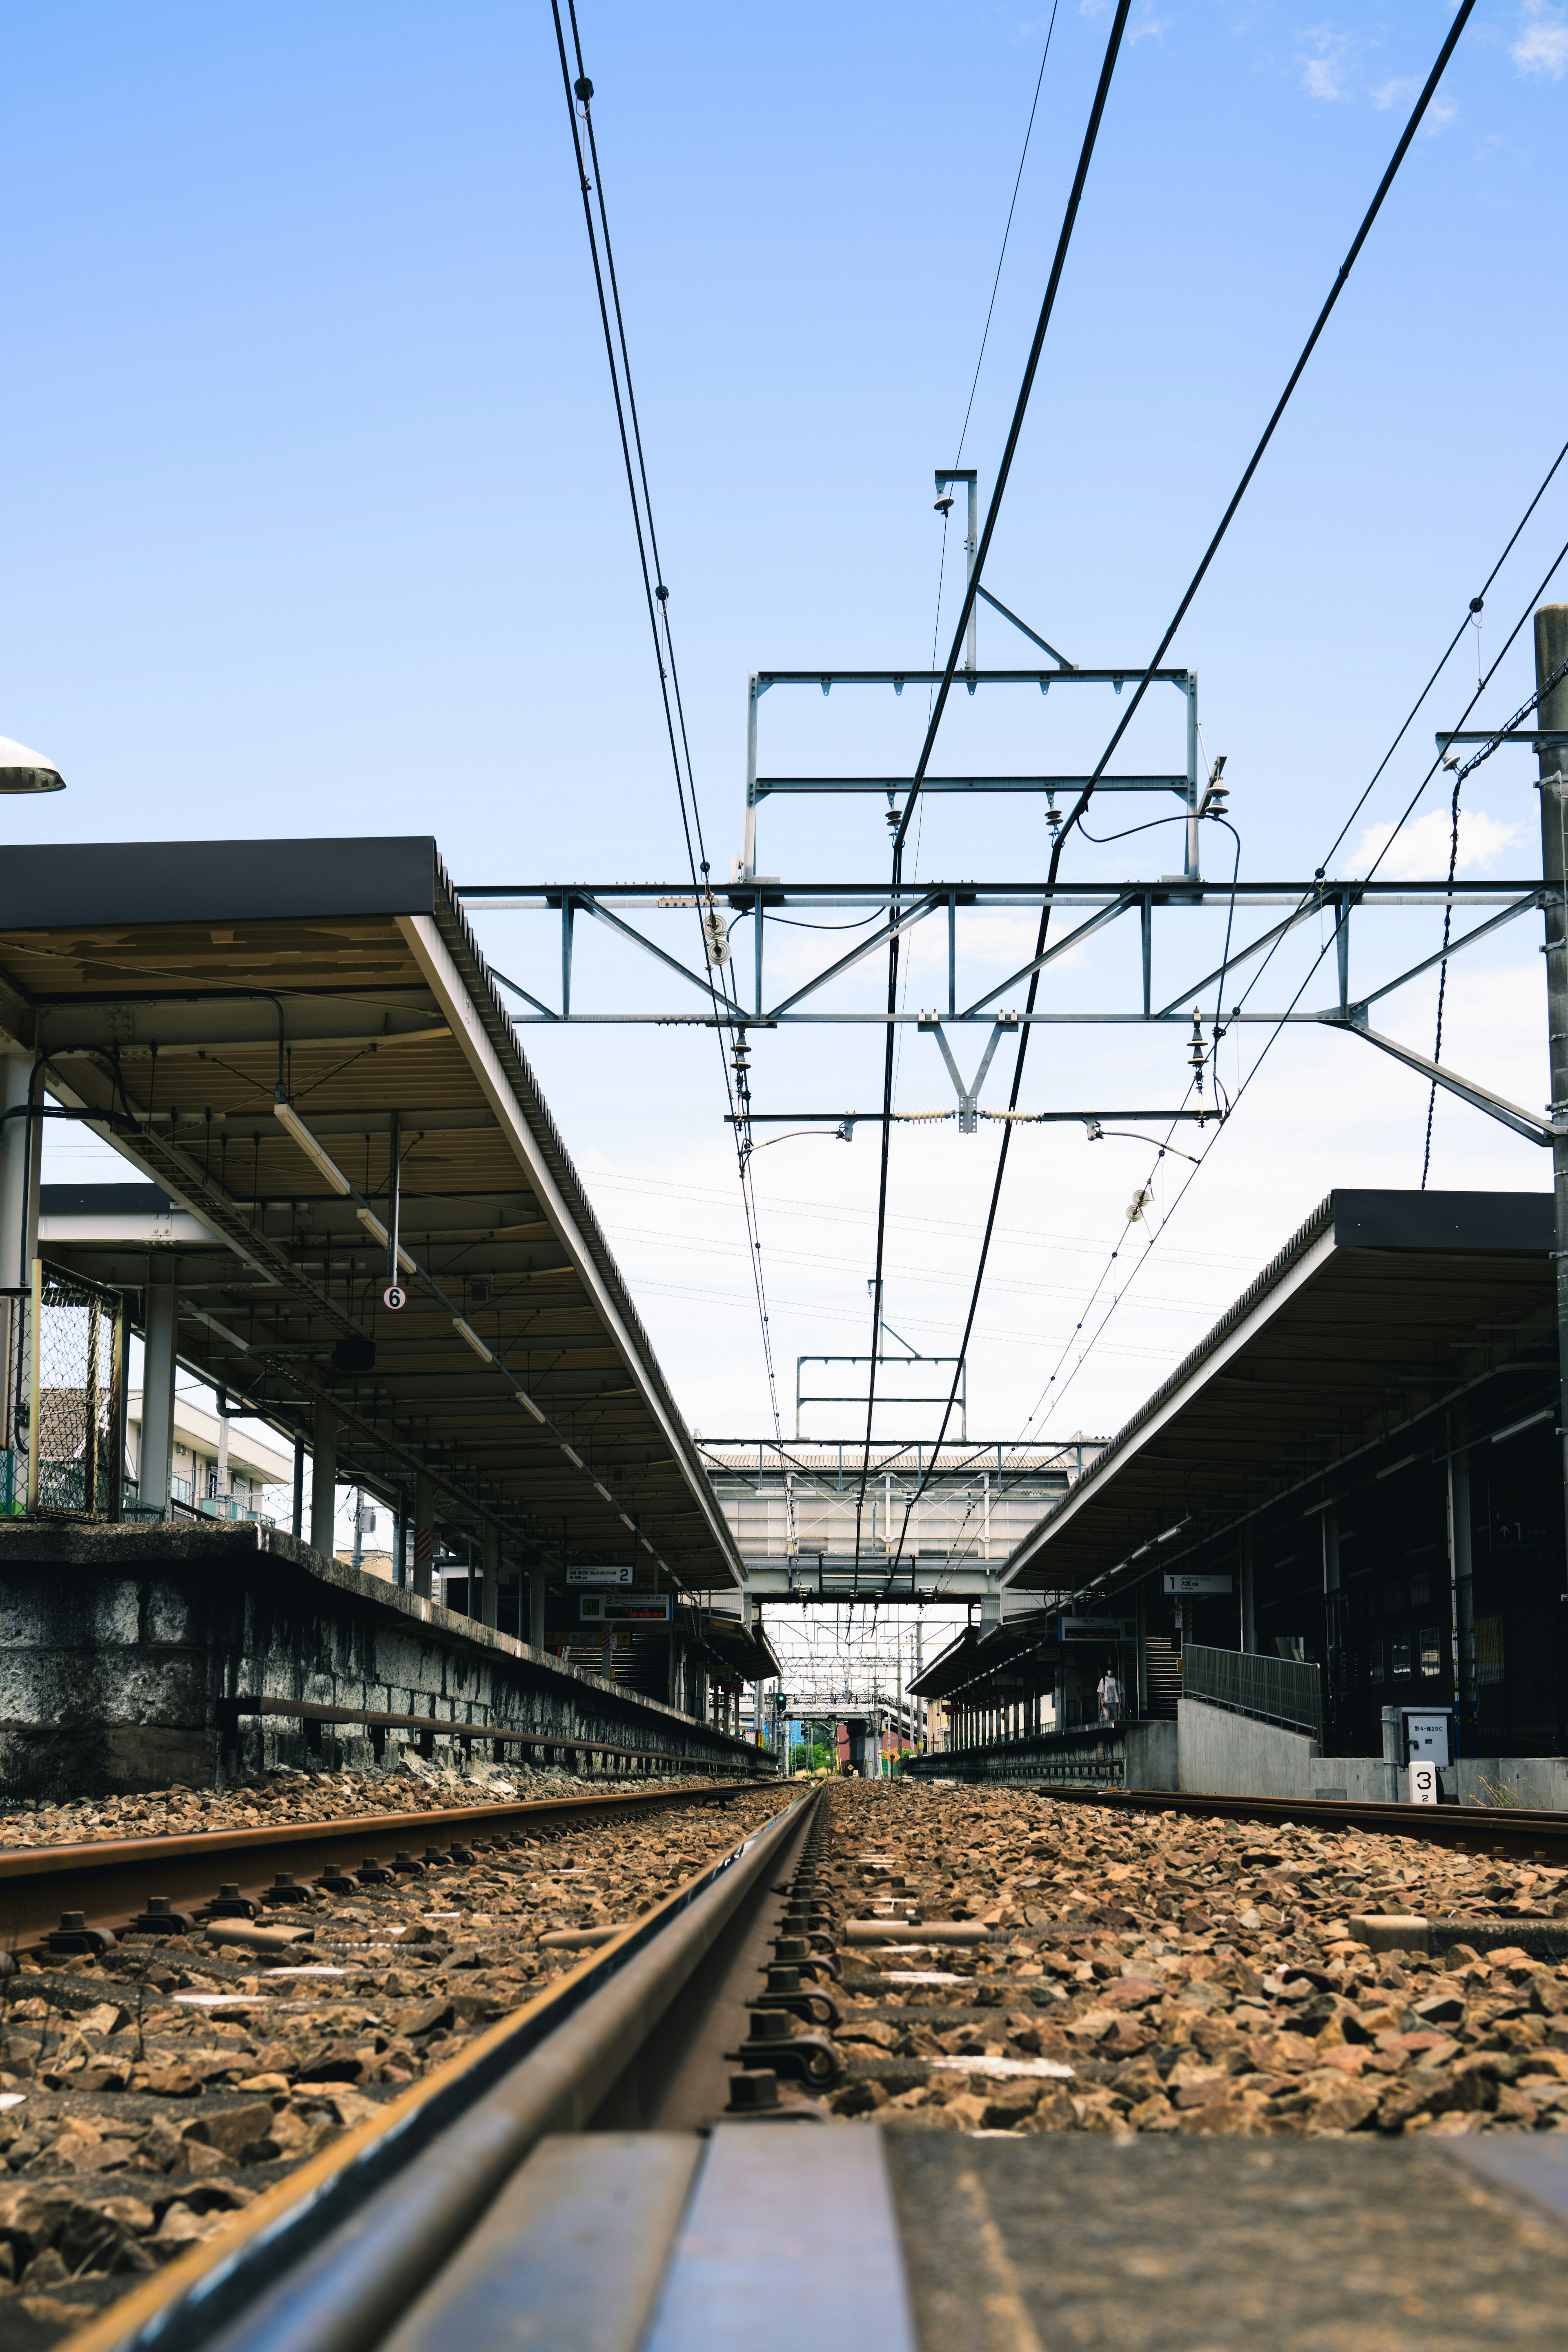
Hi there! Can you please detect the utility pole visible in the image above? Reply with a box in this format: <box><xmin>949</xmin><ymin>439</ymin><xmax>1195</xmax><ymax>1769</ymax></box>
<box><xmin>1539</xmin><ymin>605</ymin><xmax>1568</xmax><ymax>1557</ymax></box>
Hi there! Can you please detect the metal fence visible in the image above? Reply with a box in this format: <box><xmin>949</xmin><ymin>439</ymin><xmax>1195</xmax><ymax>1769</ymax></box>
<box><xmin>1181</xmin><ymin>1642</ymin><xmax>1322</xmax><ymax>1740</ymax></box>
<box><xmin>23</xmin><ymin>1261</ymin><xmax>127</xmax><ymax>1516</ymax></box>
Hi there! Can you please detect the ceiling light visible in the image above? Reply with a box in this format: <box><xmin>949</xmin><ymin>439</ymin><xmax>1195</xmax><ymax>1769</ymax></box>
<box><xmin>453</xmin><ymin>1318</ymin><xmax>492</xmax><ymax>1364</ymax></box>
<box><xmin>355</xmin><ymin>1206</ymin><xmax>414</xmax><ymax>1274</ymax></box>
<box><xmin>273</xmin><ymin>1102</ymin><xmax>351</xmax><ymax>1195</ymax></box>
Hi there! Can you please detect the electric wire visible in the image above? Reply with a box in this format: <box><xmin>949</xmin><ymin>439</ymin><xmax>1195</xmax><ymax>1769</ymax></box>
<box><xmin>1053</xmin><ymin>0</ymin><xmax>1477</xmax><ymax>860</ymax></box>
<box><xmin>549</xmin><ymin>4</ymin><xmax>792</xmax><ymax>1481</ymax></box>
<box><xmin>853</xmin><ymin>0</ymin><xmax>1135</xmax><ymax>1568</ymax></box>
<box><xmin>1421</xmin><ymin>653</ymin><xmax>1568</xmax><ymax>1183</ymax></box>
<box><xmin>934</xmin><ymin>539</ymin><xmax>1568</xmax><ymax>1578</ymax></box>
<box><xmin>875</xmin><ymin>10</ymin><xmax>1481</xmax><ymax>1588</ymax></box>
<box><xmin>952</xmin><ymin>0</ymin><xmax>1062</xmax><ymax>469</ymax></box>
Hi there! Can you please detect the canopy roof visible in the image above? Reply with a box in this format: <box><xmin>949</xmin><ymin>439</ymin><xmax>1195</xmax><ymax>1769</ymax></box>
<box><xmin>1000</xmin><ymin>1188</ymin><xmax>1555</xmax><ymax>1601</ymax></box>
<box><xmin>1</xmin><ymin>837</ymin><xmax>743</xmax><ymax>1596</ymax></box>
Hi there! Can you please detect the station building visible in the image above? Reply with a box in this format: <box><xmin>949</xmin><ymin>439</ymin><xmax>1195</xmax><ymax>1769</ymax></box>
<box><xmin>909</xmin><ymin>1190</ymin><xmax>1568</xmax><ymax>1805</ymax></box>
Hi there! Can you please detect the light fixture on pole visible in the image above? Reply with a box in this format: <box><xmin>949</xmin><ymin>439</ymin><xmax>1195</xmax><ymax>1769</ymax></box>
<box><xmin>0</xmin><ymin>737</ymin><xmax>65</xmax><ymax>793</ymax></box>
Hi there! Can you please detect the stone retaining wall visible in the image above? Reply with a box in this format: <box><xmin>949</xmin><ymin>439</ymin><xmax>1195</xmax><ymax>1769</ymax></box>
<box><xmin>0</xmin><ymin>1520</ymin><xmax>761</xmax><ymax>1797</ymax></box>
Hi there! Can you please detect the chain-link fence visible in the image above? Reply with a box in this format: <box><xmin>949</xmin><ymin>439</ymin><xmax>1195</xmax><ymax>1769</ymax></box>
<box><xmin>18</xmin><ymin>1261</ymin><xmax>127</xmax><ymax>1517</ymax></box>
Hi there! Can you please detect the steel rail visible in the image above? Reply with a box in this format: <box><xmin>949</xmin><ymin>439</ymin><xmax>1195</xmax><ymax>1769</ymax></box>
<box><xmin>60</xmin><ymin>1786</ymin><xmax>817</xmax><ymax>2352</ymax></box>
<box><xmin>0</xmin><ymin>1782</ymin><xmax>773</xmax><ymax>1944</ymax></box>
<box><xmin>1036</xmin><ymin>1782</ymin><xmax>1568</xmax><ymax>1861</ymax></box>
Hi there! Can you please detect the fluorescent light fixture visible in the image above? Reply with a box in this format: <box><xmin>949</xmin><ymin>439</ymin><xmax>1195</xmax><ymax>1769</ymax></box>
<box><xmin>593</xmin><ymin>1481</ymin><xmax>613</xmax><ymax>1503</ymax></box>
<box><xmin>274</xmin><ymin>1102</ymin><xmax>352</xmax><ymax>1196</ymax></box>
<box><xmin>561</xmin><ymin>1444</ymin><xmax>584</xmax><ymax>1470</ymax></box>
<box><xmin>354</xmin><ymin>1207</ymin><xmax>414</xmax><ymax>1274</ymax></box>
<box><xmin>619</xmin><ymin>1513</ymin><xmax>636</xmax><ymax>1532</ymax></box>
<box><xmin>515</xmin><ymin>1390</ymin><xmax>547</xmax><ymax>1424</ymax></box>
<box><xmin>453</xmin><ymin>1318</ymin><xmax>492</xmax><ymax>1363</ymax></box>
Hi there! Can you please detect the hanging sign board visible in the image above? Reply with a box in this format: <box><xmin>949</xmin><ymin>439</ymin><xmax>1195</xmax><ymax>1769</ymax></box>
<box><xmin>382</xmin><ymin>1284</ymin><xmax>407</xmax><ymax>1312</ymax></box>
<box><xmin>1056</xmin><ymin>1616</ymin><xmax>1134</xmax><ymax>1640</ymax></box>
<box><xmin>566</xmin><ymin>1563</ymin><xmax>635</xmax><ymax>1587</ymax></box>
<box><xmin>1163</xmin><ymin>1573</ymin><xmax>1232</xmax><ymax>1595</ymax></box>
<box><xmin>579</xmin><ymin>1593</ymin><xmax>672</xmax><ymax>1623</ymax></box>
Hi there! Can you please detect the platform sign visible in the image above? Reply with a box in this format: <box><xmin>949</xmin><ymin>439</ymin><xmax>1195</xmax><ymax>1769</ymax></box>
<box><xmin>579</xmin><ymin>1592</ymin><xmax>672</xmax><ymax>1622</ymax></box>
<box><xmin>1056</xmin><ymin>1616</ymin><xmax>1134</xmax><ymax>1640</ymax></box>
<box><xmin>1408</xmin><ymin>1760</ymin><xmax>1439</xmax><ymax>1805</ymax></box>
<box><xmin>381</xmin><ymin>1283</ymin><xmax>407</xmax><ymax>1312</ymax></box>
<box><xmin>566</xmin><ymin>1563</ymin><xmax>635</xmax><ymax>1586</ymax></box>
<box><xmin>1163</xmin><ymin>1573</ymin><xmax>1232</xmax><ymax>1595</ymax></box>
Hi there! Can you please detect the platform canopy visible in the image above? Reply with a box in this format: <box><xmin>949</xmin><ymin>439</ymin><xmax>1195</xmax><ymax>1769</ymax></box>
<box><xmin>0</xmin><ymin>836</ymin><xmax>744</xmax><ymax>1597</ymax></box>
<box><xmin>1000</xmin><ymin>1189</ymin><xmax>1555</xmax><ymax>1603</ymax></box>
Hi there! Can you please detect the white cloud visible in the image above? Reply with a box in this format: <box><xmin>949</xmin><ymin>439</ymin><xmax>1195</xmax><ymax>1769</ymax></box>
<box><xmin>1302</xmin><ymin>53</ymin><xmax>1347</xmax><ymax>97</ymax></box>
<box><xmin>1370</xmin><ymin>74</ymin><xmax>1416</xmax><ymax>107</ymax></box>
<box><xmin>1297</xmin><ymin>22</ymin><xmax>1353</xmax><ymax>97</ymax></box>
<box><xmin>1348</xmin><ymin>807</ymin><xmax>1526</xmax><ymax>881</ymax></box>
<box><xmin>1513</xmin><ymin>0</ymin><xmax>1568</xmax><ymax>75</ymax></box>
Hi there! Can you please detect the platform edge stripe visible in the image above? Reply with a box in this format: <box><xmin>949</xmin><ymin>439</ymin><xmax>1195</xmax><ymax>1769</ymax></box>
<box><xmin>639</xmin><ymin>2123</ymin><xmax>918</xmax><ymax>2352</ymax></box>
<box><xmin>378</xmin><ymin>2134</ymin><xmax>702</xmax><ymax>2352</ymax></box>
<box><xmin>1439</xmin><ymin>2137</ymin><xmax>1568</xmax><ymax>2227</ymax></box>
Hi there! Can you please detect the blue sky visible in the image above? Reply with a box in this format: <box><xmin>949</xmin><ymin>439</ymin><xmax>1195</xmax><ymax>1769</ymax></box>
<box><xmin>9</xmin><ymin>0</ymin><xmax>1568</xmax><ymax>1454</ymax></box>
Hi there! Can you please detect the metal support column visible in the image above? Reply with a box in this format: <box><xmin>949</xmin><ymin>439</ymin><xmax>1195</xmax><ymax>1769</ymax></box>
<box><xmin>1134</xmin><ymin>1580</ymin><xmax>1148</xmax><ymax>1720</ymax></box>
<box><xmin>482</xmin><ymin>1523</ymin><xmax>499</xmax><ymax>1630</ymax></box>
<box><xmin>140</xmin><ymin>1261</ymin><xmax>178</xmax><ymax>1513</ymax></box>
<box><xmin>0</xmin><ymin>1056</ymin><xmax>31</xmax><ymax>1452</ymax></box>
<box><xmin>1537</xmin><ymin>605</ymin><xmax>1568</xmax><ymax>1570</ymax></box>
<box><xmin>1447</xmin><ymin>1441</ymin><xmax>1474</xmax><ymax>1757</ymax></box>
<box><xmin>528</xmin><ymin>1569</ymin><xmax>546</xmax><ymax>1650</ymax></box>
<box><xmin>1240</xmin><ymin>1524</ymin><xmax>1256</xmax><ymax>1653</ymax></box>
<box><xmin>742</xmin><ymin>676</ymin><xmax>760</xmax><ymax>878</ymax></box>
<box><xmin>413</xmin><ymin>1468</ymin><xmax>434</xmax><ymax>1601</ymax></box>
<box><xmin>964</xmin><ymin>474</ymin><xmax>978</xmax><ymax>679</ymax></box>
<box><xmin>291</xmin><ymin>1434</ymin><xmax>304</xmax><ymax>1540</ymax></box>
<box><xmin>1185</xmin><ymin>674</ymin><xmax>1200</xmax><ymax>882</ymax></box>
<box><xmin>1321</xmin><ymin>1503</ymin><xmax>1341</xmax><ymax>1751</ymax></box>
<box><xmin>310</xmin><ymin>1403</ymin><xmax>336</xmax><ymax>1556</ymax></box>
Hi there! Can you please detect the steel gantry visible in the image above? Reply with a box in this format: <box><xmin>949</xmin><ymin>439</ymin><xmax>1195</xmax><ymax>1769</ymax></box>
<box><xmin>460</xmin><ymin>875</ymin><xmax>1557</xmax><ymax>1145</ymax></box>
<box><xmin>461</xmin><ymin>606</ymin><xmax>1567</xmax><ymax>1156</ymax></box>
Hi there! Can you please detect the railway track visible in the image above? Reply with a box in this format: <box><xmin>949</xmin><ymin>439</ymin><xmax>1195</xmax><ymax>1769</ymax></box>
<box><xmin>1045</xmin><ymin>1781</ymin><xmax>1568</xmax><ymax>1864</ymax></box>
<box><xmin>9</xmin><ymin>1777</ymin><xmax>1568</xmax><ymax>2350</ymax></box>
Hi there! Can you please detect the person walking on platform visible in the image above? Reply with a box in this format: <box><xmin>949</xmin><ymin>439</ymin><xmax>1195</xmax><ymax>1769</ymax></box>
<box><xmin>1097</xmin><ymin>1664</ymin><xmax>1123</xmax><ymax>1726</ymax></box>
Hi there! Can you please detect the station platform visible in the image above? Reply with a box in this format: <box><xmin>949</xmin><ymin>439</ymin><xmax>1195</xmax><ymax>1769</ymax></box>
<box><xmin>406</xmin><ymin>2122</ymin><xmax>1568</xmax><ymax>2352</ymax></box>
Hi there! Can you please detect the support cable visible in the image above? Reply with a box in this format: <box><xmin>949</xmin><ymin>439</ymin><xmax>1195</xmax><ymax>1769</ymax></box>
<box><xmin>952</xmin><ymin>0</ymin><xmax>1062</xmax><ymax>470</ymax></box>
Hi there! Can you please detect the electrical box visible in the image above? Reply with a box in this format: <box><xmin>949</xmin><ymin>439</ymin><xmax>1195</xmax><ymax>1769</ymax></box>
<box><xmin>1402</xmin><ymin>1710</ymin><xmax>1450</xmax><ymax>1768</ymax></box>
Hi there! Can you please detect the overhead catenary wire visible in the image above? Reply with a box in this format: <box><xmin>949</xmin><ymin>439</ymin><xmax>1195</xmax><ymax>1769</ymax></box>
<box><xmin>1052</xmin><ymin>0</ymin><xmax>1477</xmax><ymax>859</ymax></box>
<box><xmin>878</xmin><ymin>9</ymin><xmax>1483</xmax><ymax>1588</ymax></box>
<box><xmin>548</xmin><ymin>3</ymin><xmax>792</xmax><ymax>1483</ymax></box>
<box><xmin>1421</xmin><ymin>653</ymin><xmax>1568</xmax><ymax>1183</ymax></box>
<box><xmin>935</xmin><ymin>525</ymin><xmax>1568</xmax><ymax>1575</ymax></box>
<box><xmin>853</xmin><ymin>0</ymin><xmax>1135</xmax><ymax>1567</ymax></box>
<box><xmin>951</xmin><ymin>0</ymin><xmax>1062</xmax><ymax>471</ymax></box>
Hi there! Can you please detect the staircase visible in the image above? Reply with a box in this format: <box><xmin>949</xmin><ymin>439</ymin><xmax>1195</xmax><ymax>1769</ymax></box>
<box><xmin>1144</xmin><ymin>1634</ymin><xmax>1182</xmax><ymax>1720</ymax></box>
